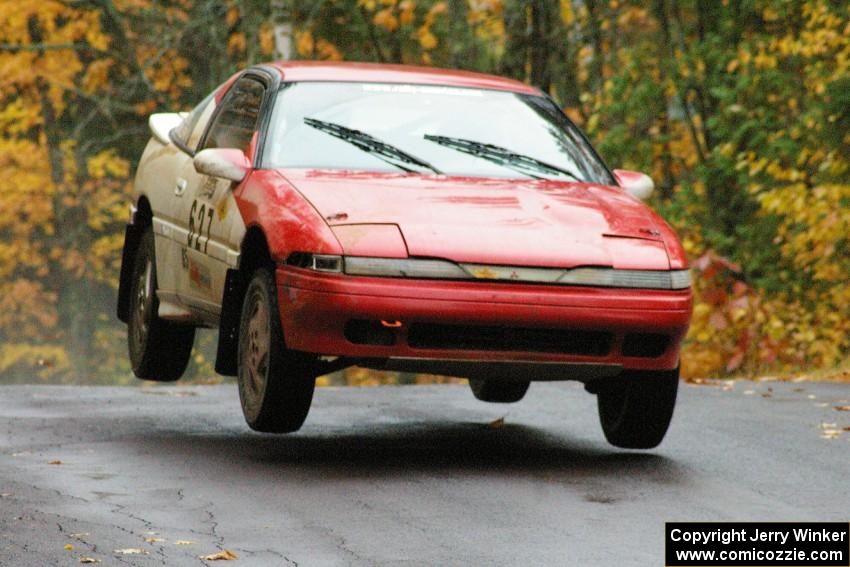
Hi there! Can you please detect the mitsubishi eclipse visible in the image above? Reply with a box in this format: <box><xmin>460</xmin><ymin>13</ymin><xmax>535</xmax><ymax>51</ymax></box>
<box><xmin>117</xmin><ymin>62</ymin><xmax>692</xmax><ymax>449</ymax></box>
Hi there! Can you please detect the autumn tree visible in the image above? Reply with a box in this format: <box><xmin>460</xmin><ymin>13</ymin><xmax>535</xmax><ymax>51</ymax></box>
<box><xmin>1</xmin><ymin>0</ymin><xmax>847</xmax><ymax>383</ymax></box>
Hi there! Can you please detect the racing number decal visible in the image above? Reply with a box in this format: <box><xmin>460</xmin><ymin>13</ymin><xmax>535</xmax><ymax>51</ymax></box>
<box><xmin>187</xmin><ymin>199</ymin><xmax>214</xmax><ymax>253</ymax></box>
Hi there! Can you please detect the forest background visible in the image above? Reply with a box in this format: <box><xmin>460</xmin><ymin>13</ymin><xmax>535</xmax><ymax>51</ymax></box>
<box><xmin>0</xmin><ymin>0</ymin><xmax>848</xmax><ymax>385</ymax></box>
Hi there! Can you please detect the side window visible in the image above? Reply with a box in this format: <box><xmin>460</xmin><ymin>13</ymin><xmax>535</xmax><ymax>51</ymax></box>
<box><xmin>172</xmin><ymin>92</ymin><xmax>214</xmax><ymax>150</ymax></box>
<box><xmin>202</xmin><ymin>77</ymin><xmax>265</xmax><ymax>153</ymax></box>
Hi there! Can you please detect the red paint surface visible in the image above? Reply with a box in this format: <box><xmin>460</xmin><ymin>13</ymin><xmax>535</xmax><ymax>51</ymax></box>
<box><xmin>267</xmin><ymin>61</ymin><xmax>540</xmax><ymax>94</ymax></box>
<box><xmin>330</xmin><ymin>224</ymin><xmax>409</xmax><ymax>258</ymax></box>
<box><xmin>276</xmin><ymin>267</ymin><xmax>692</xmax><ymax>371</ymax></box>
<box><xmin>219</xmin><ymin>63</ymin><xmax>693</xmax><ymax>370</ymax></box>
<box><xmin>233</xmin><ymin>170</ymin><xmax>343</xmax><ymax>260</ymax></box>
<box><xmin>280</xmin><ymin>169</ymin><xmax>672</xmax><ymax>270</ymax></box>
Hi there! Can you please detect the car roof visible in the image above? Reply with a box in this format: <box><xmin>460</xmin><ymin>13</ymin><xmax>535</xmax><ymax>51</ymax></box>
<box><xmin>264</xmin><ymin>61</ymin><xmax>541</xmax><ymax>95</ymax></box>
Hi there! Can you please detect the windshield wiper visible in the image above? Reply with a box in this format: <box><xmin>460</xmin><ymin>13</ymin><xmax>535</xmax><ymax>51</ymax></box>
<box><xmin>423</xmin><ymin>134</ymin><xmax>580</xmax><ymax>181</ymax></box>
<box><xmin>304</xmin><ymin>117</ymin><xmax>441</xmax><ymax>174</ymax></box>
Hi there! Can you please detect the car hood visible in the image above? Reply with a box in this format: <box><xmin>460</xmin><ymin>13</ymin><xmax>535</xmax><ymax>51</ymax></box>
<box><xmin>279</xmin><ymin>169</ymin><xmax>671</xmax><ymax>270</ymax></box>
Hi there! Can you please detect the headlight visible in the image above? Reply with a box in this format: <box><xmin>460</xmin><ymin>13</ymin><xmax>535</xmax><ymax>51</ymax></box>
<box><xmin>344</xmin><ymin>257</ymin><xmax>468</xmax><ymax>279</ymax></box>
<box><xmin>669</xmin><ymin>269</ymin><xmax>692</xmax><ymax>289</ymax></box>
<box><xmin>286</xmin><ymin>253</ymin><xmax>343</xmax><ymax>273</ymax></box>
<box><xmin>286</xmin><ymin>253</ymin><xmax>691</xmax><ymax>290</ymax></box>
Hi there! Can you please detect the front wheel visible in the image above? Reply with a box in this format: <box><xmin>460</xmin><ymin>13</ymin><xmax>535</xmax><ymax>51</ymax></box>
<box><xmin>237</xmin><ymin>268</ymin><xmax>315</xmax><ymax>433</ymax></box>
<box><xmin>597</xmin><ymin>367</ymin><xmax>679</xmax><ymax>449</ymax></box>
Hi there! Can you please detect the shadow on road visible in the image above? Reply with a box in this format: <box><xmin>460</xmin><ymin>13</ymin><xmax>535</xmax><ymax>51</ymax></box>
<box><xmin>138</xmin><ymin>422</ymin><xmax>689</xmax><ymax>484</ymax></box>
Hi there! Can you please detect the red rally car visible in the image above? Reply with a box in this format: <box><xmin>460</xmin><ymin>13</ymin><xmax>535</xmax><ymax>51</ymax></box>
<box><xmin>117</xmin><ymin>61</ymin><xmax>692</xmax><ymax>449</ymax></box>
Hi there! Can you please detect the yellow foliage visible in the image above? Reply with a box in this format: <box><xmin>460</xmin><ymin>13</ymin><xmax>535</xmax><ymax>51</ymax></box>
<box><xmin>87</xmin><ymin>150</ymin><xmax>130</xmax><ymax>179</ymax></box>
<box><xmin>227</xmin><ymin>32</ymin><xmax>246</xmax><ymax>55</ymax></box>
<box><xmin>259</xmin><ymin>25</ymin><xmax>275</xmax><ymax>56</ymax></box>
<box><xmin>296</xmin><ymin>30</ymin><xmax>314</xmax><ymax>56</ymax></box>
<box><xmin>468</xmin><ymin>0</ymin><xmax>504</xmax><ymax>41</ymax></box>
<box><xmin>374</xmin><ymin>8</ymin><xmax>399</xmax><ymax>32</ymax></box>
<box><xmin>81</xmin><ymin>59</ymin><xmax>114</xmax><ymax>94</ymax></box>
<box><xmin>417</xmin><ymin>26</ymin><xmax>438</xmax><ymax>50</ymax></box>
<box><xmin>399</xmin><ymin>0</ymin><xmax>416</xmax><ymax>25</ymax></box>
<box><xmin>316</xmin><ymin>39</ymin><xmax>343</xmax><ymax>61</ymax></box>
<box><xmin>225</xmin><ymin>6</ymin><xmax>240</xmax><ymax>26</ymax></box>
<box><xmin>559</xmin><ymin>0</ymin><xmax>574</xmax><ymax>26</ymax></box>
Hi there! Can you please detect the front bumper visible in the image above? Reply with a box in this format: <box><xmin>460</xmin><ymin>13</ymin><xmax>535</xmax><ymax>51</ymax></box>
<box><xmin>276</xmin><ymin>266</ymin><xmax>692</xmax><ymax>376</ymax></box>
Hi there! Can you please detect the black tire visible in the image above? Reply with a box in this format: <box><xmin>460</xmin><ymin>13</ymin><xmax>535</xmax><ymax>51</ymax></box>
<box><xmin>469</xmin><ymin>378</ymin><xmax>530</xmax><ymax>403</ymax></box>
<box><xmin>127</xmin><ymin>229</ymin><xmax>195</xmax><ymax>381</ymax></box>
<box><xmin>597</xmin><ymin>367</ymin><xmax>679</xmax><ymax>449</ymax></box>
<box><xmin>237</xmin><ymin>268</ymin><xmax>316</xmax><ymax>433</ymax></box>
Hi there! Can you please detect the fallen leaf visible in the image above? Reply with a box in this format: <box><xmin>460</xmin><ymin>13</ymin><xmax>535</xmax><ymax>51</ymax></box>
<box><xmin>843</xmin><ymin>427</ymin><xmax>850</xmax><ymax>432</ymax></box>
<box><xmin>65</xmin><ymin>544</ymin><xmax>76</xmax><ymax>550</ymax></box>
<box><xmin>0</xmin><ymin>493</ymin><xmax>11</xmax><ymax>498</ymax></box>
<box><xmin>201</xmin><ymin>549</ymin><xmax>238</xmax><ymax>561</ymax></box>
<box><xmin>820</xmin><ymin>429</ymin><xmax>841</xmax><ymax>439</ymax></box>
<box><xmin>834</xmin><ymin>405</ymin><xmax>850</xmax><ymax>412</ymax></box>
<box><xmin>113</xmin><ymin>548</ymin><xmax>149</xmax><ymax>555</ymax></box>
<box><xmin>488</xmin><ymin>416</ymin><xmax>505</xmax><ymax>429</ymax></box>
<box><xmin>79</xmin><ymin>558</ymin><xmax>100</xmax><ymax>564</ymax></box>
<box><xmin>48</xmin><ymin>460</ymin><xmax>64</xmax><ymax>465</ymax></box>
<box><xmin>144</xmin><ymin>537</ymin><xmax>165</xmax><ymax>543</ymax></box>
<box><xmin>175</xmin><ymin>540</ymin><xmax>196</xmax><ymax>545</ymax></box>
<box><xmin>793</xmin><ymin>387</ymin><xmax>805</xmax><ymax>392</ymax></box>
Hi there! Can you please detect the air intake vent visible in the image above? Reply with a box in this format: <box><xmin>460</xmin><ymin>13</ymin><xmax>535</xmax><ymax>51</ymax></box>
<box><xmin>344</xmin><ymin>320</ymin><xmax>396</xmax><ymax>346</ymax></box>
<box><xmin>622</xmin><ymin>333</ymin><xmax>670</xmax><ymax>358</ymax></box>
<box><xmin>408</xmin><ymin>323</ymin><xmax>612</xmax><ymax>356</ymax></box>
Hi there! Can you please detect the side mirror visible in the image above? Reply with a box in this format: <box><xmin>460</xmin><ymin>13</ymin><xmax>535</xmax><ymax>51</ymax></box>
<box><xmin>148</xmin><ymin>113</ymin><xmax>183</xmax><ymax>145</ymax></box>
<box><xmin>613</xmin><ymin>169</ymin><xmax>654</xmax><ymax>201</ymax></box>
<box><xmin>193</xmin><ymin>148</ymin><xmax>251</xmax><ymax>183</ymax></box>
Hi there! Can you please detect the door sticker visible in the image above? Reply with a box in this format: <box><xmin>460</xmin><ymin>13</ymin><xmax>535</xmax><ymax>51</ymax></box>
<box><xmin>188</xmin><ymin>256</ymin><xmax>211</xmax><ymax>290</ymax></box>
<box><xmin>187</xmin><ymin>199</ymin><xmax>214</xmax><ymax>253</ymax></box>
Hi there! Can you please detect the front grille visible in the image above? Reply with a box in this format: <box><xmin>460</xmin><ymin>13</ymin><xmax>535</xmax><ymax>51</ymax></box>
<box><xmin>407</xmin><ymin>323</ymin><xmax>612</xmax><ymax>356</ymax></box>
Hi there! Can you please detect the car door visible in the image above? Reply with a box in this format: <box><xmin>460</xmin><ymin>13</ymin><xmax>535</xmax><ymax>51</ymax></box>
<box><xmin>146</xmin><ymin>94</ymin><xmax>216</xmax><ymax>315</ymax></box>
<box><xmin>175</xmin><ymin>74</ymin><xmax>267</xmax><ymax>318</ymax></box>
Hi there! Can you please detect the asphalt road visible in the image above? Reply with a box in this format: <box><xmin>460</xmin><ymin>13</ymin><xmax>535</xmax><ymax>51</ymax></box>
<box><xmin>1</xmin><ymin>380</ymin><xmax>848</xmax><ymax>566</ymax></box>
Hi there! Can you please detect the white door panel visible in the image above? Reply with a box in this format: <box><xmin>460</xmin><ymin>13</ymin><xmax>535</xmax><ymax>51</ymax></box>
<box><xmin>133</xmin><ymin>139</ymin><xmax>192</xmax><ymax>301</ymax></box>
<box><xmin>175</xmin><ymin>161</ymin><xmax>244</xmax><ymax>313</ymax></box>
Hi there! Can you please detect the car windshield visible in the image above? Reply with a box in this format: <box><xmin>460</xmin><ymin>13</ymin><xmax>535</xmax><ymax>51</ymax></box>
<box><xmin>264</xmin><ymin>82</ymin><xmax>614</xmax><ymax>184</ymax></box>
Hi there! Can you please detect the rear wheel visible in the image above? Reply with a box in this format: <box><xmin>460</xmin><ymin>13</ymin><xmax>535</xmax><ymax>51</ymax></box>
<box><xmin>469</xmin><ymin>378</ymin><xmax>530</xmax><ymax>403</ymax></box>
<box><xmin>597</xmin><ymin>367</ymin><xmax>679</xmax><ymax>449</ymax></box>
<box><xmin>127</xmin><ymin>229</ymin><xmax>195</xmax><ymax>381</ymax></box>
<box><xmin>237</xmin><ymin>268</ymin><xmax>315</xmax><ymax>433</ymax></box>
